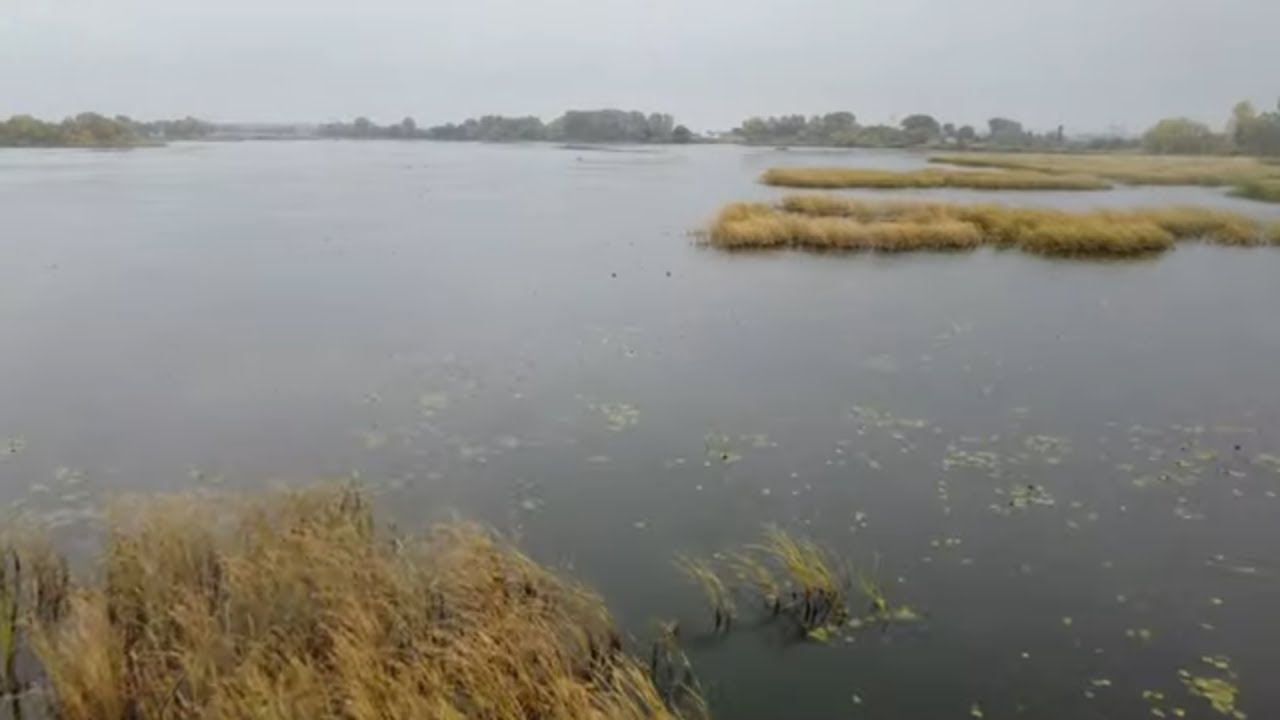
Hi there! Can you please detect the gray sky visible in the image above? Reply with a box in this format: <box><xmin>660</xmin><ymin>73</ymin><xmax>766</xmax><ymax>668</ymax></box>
<box><xmin>3</xmin><ymin>0</ymin><xmax>1277</xmax><ymax>134</ymax></box>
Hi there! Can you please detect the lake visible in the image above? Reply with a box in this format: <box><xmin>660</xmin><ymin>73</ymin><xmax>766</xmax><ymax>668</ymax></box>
<box><xmin>3</xmin><ymin>141</ymin><xmax>1280</xmax><ymax>719</ymax></box>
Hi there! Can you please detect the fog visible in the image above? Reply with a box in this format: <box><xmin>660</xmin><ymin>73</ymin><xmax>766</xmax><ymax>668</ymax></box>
<box><xmin>2</xmin><ymin>0</ymin><xmax>1278</xmax><ymax>132</ymax></box>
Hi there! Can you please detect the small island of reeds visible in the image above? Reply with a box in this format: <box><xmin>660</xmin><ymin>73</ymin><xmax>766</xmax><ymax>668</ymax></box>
<box><xmin>760</xmin><ymin>167</ymin><xmax>1111</xmax><ymax>191</ymax></box>
<box><xmin>704</xmin><ymin>195</ymin><xmax>1280</xmax><ymax>257</ymax></box>
<box><xmin>929</xmin><ymin>152</ymin><xmax>1280</xmax><ymax>202</ymax></box>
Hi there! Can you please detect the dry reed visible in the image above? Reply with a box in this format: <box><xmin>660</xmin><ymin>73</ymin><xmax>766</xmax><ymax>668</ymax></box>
<box><xmin>3</xmin><ymin>484</ymin><xmax>704</xmax><ymax>720</ymax></box>
<box><xmin>761</xmin><ymin>167</ymin><xmax>1110</xmax><ymax>191</ymax></box>
<box><xmin>707</xmin><ymin>195</ymin><xmax>1278</xmax><ymax>257</ymax></box>
<box><xmin>931</xmin><ymin>153</ymin><xmax>1280</xmax><ymax>188</ymax></box>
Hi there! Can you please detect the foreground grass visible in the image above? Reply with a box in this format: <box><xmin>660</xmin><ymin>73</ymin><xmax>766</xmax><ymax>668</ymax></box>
<box><xmin>930</xmin><ymin>152</ymin><xmax>1280</xmax><ymax>191</ymax></box>
<box><xmin>705</xmin><ymin>196</ymin><xmax>1279</xmax><ymax>256</ymax></box>
<box><xmin>1</xmin><ymin>484</ymin><xmax>703</xmax><ymax>719</ymax></box>
<box><xmin>761</xmin><ymin>167</ymin><xmax>1110</xmax><ymax>191</ymax></box>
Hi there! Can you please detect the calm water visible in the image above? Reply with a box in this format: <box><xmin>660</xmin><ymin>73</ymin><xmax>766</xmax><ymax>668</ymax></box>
<box><xmin>3</xmin><ymin>142</ymin><xmax>1280</xmax><ymax>718</ymax></box>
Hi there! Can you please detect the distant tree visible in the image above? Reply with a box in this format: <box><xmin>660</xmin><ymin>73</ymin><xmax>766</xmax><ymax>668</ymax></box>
<box><xmin>1228</xmin><ymin>101</ymin><xmax>1257</xmax><ymax>146</ymax></box>
<box><xmin>0</xmin><ymin>112</ymin><xmax>142</xmax><ymax>147</ymax></box>
<box><xmin>1228</xmin><ymin>100</ymin><xmax>1280</xmax><ymax>156</ymax></box>
<box><xmin>987</xmin><ymin>117</ymin><xmax>1027</xmax><ymax>146</ymax></box>
<box><xmin>1141</xmin><ymin>117</ymin><xmax>1221</xmax><ymax>154</ymax></box>
<box><xmin>855</xmin><ymin>124</ymin><xmax>910</xmax><ymax>147</ymax></box>
<box><xmin>401</xmin><ymin>117</ymin><xmax>417</xmax><ymax>137</ymax></box>
<box><xmin>821</xmin><ymin>112</ymin><xmax>857</xmax><ymax>132</ymax></box>
<box><xmin>900</xmin><ymin>114</ymin><xmax>941</xmax><ymax>145</ymax></box>
<box><xmin>672</xmin><ymin>125</ymin><xmax>693</xmax><ymax>144</ymax></box>
<box><xmin>956</xmin><ymin>125</ymin><xmax>978</xmax><ymax>144</ymax></box>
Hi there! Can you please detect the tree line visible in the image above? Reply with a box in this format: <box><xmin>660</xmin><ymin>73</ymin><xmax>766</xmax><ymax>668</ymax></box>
<box><xmin>319</xmin><ymin>109</ymin><xmax>695</xmax><ymax>144</ymax></box>
<box><xmin>733</xmin><ymin>98</ymin><xmax>1280</xmax><ymax>156</ymax></box>
<box><xmin>0</xmin><ymin>113</ymin><xmax>214</xmax><ymax>147</ymax></box>
<box><xmin>1141</xmin><ymin>100</ymin><xmax>1280</xmax><ymax>155</ymax></box>
<box><xmin>732</xmin><ymin>113</ymin><xmax>1078</xmax><ymax>150</ymax></box>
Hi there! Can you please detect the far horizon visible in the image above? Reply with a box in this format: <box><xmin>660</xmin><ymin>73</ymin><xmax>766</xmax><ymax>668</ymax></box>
<box><xmin>4</xmin><ymin>0</ymin><xmax>1277</xmax><ymax>136</ymax></box>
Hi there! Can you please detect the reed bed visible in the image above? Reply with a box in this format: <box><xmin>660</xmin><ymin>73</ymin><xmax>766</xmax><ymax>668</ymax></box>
<box><xmin>707</xmin><ymin>195</ymin><xmax>1279</xmax><ymax>256</ymax></box>
<box><xmin>1230</xmin><ymin>178</ymin><xmax>1280</xmax><ymax>203</ymax></box>
<box><xmin>1</xmin><ymin>484</ymin><xmax>704</xmax><ymax>720</ymax></box>
<box><xmin>930</xmin><ymin>153</ymin><xmax>1280</xmax><ymax>188</ymax></box>
<box><xmin>761</xmin><ymin>167</ymin><xmax>1110</xmax><ymax>191</ymax></box>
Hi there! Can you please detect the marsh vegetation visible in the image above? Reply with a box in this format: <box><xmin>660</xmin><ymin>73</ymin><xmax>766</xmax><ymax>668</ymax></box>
<box><xmin>929</xmin><ymin>153</ymin><xmax>1280</xmax><ymax>203</ymax></box>
<box><xmin>706</xmin><ymin>196</ymin><xmax>1279</xmax><ymax>256</ymax></box>
<box><xmin>0</xmin><ymin>484</ymin><xmax>706</xmax><ymax>720</ymax></box>
<box><xmin>760</xmin><ymin>167</ymin><xmax>1110</xmax><ymax>191</ymax></box>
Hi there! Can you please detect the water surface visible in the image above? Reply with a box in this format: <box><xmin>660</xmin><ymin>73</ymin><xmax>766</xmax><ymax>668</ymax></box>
<box><xmin>3</xmin><ymin>142</ymin><xmax>1279</xmax><ymax>718</ymax></box>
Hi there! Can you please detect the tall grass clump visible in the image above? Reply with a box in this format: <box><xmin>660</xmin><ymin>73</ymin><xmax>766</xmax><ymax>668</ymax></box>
<box><xmin>707</xmin><ymin>202</ymin><xmax>982</xmax><ymax>253</ymax></box>
<box><xmin>930</xmin><ymin>153</ymin><xmax>1280</xmax><ymax>187</ymax></box>
<box><xmin>706</xmin><ymin>195</ymin><xmax>1278</xmax><ymax>257</ymax></box>
<box><xmin>761</xmin><ymin>167</ymin><xmax>1110</xmax><ymax>191</ymax></box>
<box><xmin>5</xmin><ymin>484</ymin><xmax>705</xmax><ymax>720</ymax></box>
<box><xmin>1230</xmin><ymin>178</ymin><xmax>1280</xmax><ymax>204</ymax></box>
<box><xmin>677</xmin><ymin>528</ymin><xmax>919</xmax><ymax>643</ymax></box>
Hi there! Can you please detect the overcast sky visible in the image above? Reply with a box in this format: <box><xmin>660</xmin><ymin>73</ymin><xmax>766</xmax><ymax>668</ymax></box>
<box><xmin>2</xmin><ymin>0</ymin><xmax>1277</xmax><ymax>133</ymax></box>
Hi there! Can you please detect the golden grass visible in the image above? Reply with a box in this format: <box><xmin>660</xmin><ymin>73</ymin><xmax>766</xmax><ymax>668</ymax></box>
<box><xmin>675</xmin><ymin>555</ymin><xmax>734</xmax><ymax>633</ymax></box>
<box><xmin>931</xmin><ymin>152</ymin><xmax>1280</xmax><ymax>187</ymax></box>
<box><xmin>761</xmin><ymin>166</ymin><xmax>1110</xmax><ymax>191</ymax></box>
<box><xmin>707</xmin><ymin>195</ymin><xmax>1278</xmax><ymax>256</ymax></box>
<box><xmin>708</xmin><ymin>202</ymin><xmax>982</xmax><ymax>252</ymax></box>
<box><xmin>2</xmin><ymin>484</ymin><xmax>704</xmax><ymax>720</ymax></box>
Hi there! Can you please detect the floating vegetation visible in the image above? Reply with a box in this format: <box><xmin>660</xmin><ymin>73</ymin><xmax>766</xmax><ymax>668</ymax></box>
<box><xmin>849</xmin><ymin>405</ymin><xmax>928</xmax><ymax>431</ymax></box>
<box><xmin>943</xmin><ymin>446</ymin><xmax>1002</xmax><ymax>473</ymax></box>
<box><xmin>703</xmin><ymin>433</ymin><xmax>743</xmax><ymax>464</ymax></box>
<box><xmin>705</xmin><ymin>196</ymin><xmax>1280</xmax><ymax>256</ymax></box>
<box><xmin>930</xmin><ymin>153</ymin><xmax>1280</xmax><ymax>188</ymax></box>
<box><xmin>995</xmin><ymin>484</ymin><xmax>1056</xmax><ymax>512</ymax></box>
<box><xmin>1179</xmin><ymin>655</ymin><xmax>1246</xmax><ymax>718</ymax></box>
<box><xmin>1254</xmin><ymin>453</ymin><xmax>1280</xmax><ymax>474</ymax></box>
<box><xmin>417</xmin><ymin>391</ymin><xmax>450</xmax><ymax>416</ymax></box>
<box><xmin>1023</xmin><ymin>434</ymin><xmax>1071</xmax><ymax>463</ymax></box>
<box><xmin>6</xmin><ymin>484</ymin><xmax>704</xmax><ymax>720</ymax></box>
<box><xmin>760</xmin><ymin>166</ymin><xmax>1111</xmax><ymax>191</ymax></box>
<box><xmin>595</xmin><ymin>402</ymin><xmax>640</xmax><ymax>431</ymax></box>
<box><xmin>2</xmin><ymin>437</ymin><xmax>23</xmax><ymax>458</ymax></box>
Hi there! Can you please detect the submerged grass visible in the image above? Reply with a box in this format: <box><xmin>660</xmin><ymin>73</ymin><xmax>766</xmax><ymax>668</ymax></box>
<box><xmin>760</xmin><ymin>167</ymin><xmax>1110</xmax><ymax>191</ymax></box>
<box><xmin>707</xmin><ymin>195</ymin><xmax>1280</xmax><ymax>257</ymax></box>
<box><xmin>930</xmin><ymin>152</ymin><xmax>1280</xmax><ymax>189</ymax></box>
<box><xmin>2</xmin><ymin>484</ymin><xmax>704</xmax><ymax>720</ymax></box>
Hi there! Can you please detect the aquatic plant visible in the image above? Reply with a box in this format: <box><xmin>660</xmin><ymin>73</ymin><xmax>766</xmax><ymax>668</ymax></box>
<box><xmin>751</xmin><ymin>526</ymin><xmax>850</xmax><ymax>634</ymax></box>
<box><xmin>675</xmin><ymin>554</ymin><xmax>735</xmax><ymax>633</ymax></box>
<box><xmin>1230</xmin><ymin>178</ymin><xmax>1280</xmax><ymax>204</ymax></box>
<box><xmin>1179</xmin><ymin>655</ymin><xmax>1245</xmax><ymax>719</ymax></box>
<box><xmin>7</xmin><ymin>483</ymin><xmax>703</xmax><ymax>720</ymax></box>
<box><xmin>930</xmin><ymin>153</ymin><xmax>1280</xmax><ymax>187</ymax></box>
<box><xmin>760</xmin><ymin>167</ymin><xmax>1110</xmax><ymax>191</ymax></box>
<box><xmin>705</xmin><ymin>195</ymin><xmax>1278</xmax><ymax>256</ymax></box>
